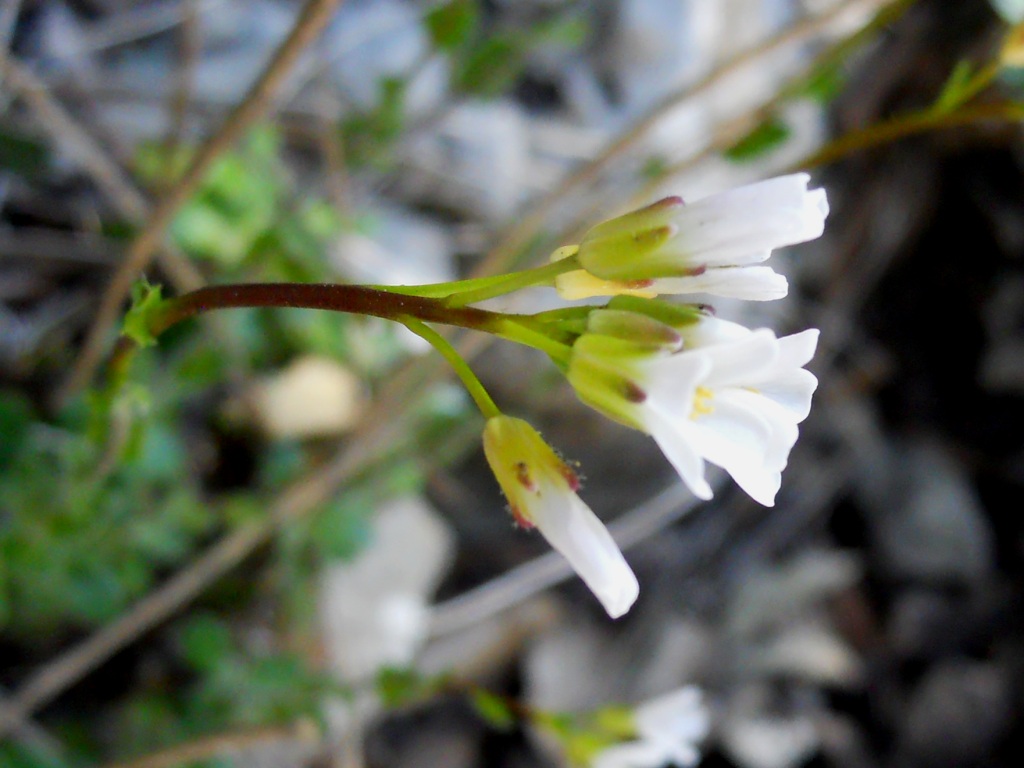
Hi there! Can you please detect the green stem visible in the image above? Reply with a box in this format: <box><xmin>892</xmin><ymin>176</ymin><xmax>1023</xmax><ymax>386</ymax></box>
<box><xmin>444</xmin><ymin>256</ymin><xmax>580</xmax><ymax>307</ymax></box>
<box><xmin>113</xmin><ymin>281</ymin><xmax>581</xmax><ymax>386</ymax></box>
<box><xmin>400</xmin><ymin>317</ymin><xmax>501</xmax><ymax>419</ymax></box>
<box><xmin>367</xmin><ymin>255</ymin><xmax>580</xmax><ymax>306</ymax></box>
<box><xmin>936</xmin><ymin>60</ymin><xmax>1001</xmax><ymax>112</ymax></box>
<box><xmin>795</xmin><ymin>101</ymin><xmax>1024</xmax><ymax>170</ymax></box>
<box><xmin>495</xmin><ymin>318</ymin><xmax>574</xmax><ymax>368</ymax></box>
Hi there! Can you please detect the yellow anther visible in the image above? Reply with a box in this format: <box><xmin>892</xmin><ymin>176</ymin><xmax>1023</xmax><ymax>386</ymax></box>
<box><xmin>690</xmin><ymin>386</ymin><xmax>715</xmax><ymax>419</ymax></box>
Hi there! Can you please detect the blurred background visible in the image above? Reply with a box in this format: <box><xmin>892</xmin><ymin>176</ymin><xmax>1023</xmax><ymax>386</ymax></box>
<box><xmin>2</xmin><ymin>0</ymin><xmax>1024</xmax><ymax>766</ymax></box>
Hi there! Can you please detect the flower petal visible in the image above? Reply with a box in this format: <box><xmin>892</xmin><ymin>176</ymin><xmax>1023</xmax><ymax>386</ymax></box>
<box><xmin>742</xmin><ymin>330</ymin><xmax>820</xmax><ymax>421</ymax></box>
<box><xmin>634</xmin><ymin>686</ymin><xmax>710</xmax><ymax>745</ymax></box>
<box><xmin>531</xmin><ymin>488</ymin><xmax>639</xmax><ymax>618</ymax></box>
<box><xmin>555</xmin><ymin>269</ymin><xmax>659</xmax><ymax>300</ymax></box>
<box><xmin>591</xmin><ymin>740</ymin><xmax>672</xmax><ymax>768</ymax></box>
<box><xmin>651</xmin><ymin>265</ymin><xmax>788</xmax><ymax>300</ymax></box>
<box><xmin>696</xmin><ymin>329</ymin><xmax>779</xmax><ymax>389</ymax></box>
<box><xmin>664</xmin><ymin>174</ymin><xmax>828</xmax><ymax>268</ymax></box>
<box><xmin>647</xmin><ymin>412</ymin><xmax>713</xmax><ymax>501</ymax></box>
<box><xmin>721</xmin><ymin>389</ymin><xmax>801</xmax><ymax>471</ymax></box>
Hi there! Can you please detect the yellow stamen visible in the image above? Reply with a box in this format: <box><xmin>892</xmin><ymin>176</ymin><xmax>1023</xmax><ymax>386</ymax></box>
<box><xmin>691</xmin><ymin>386</ymin><xmax>715</xmax><ymax>419</ymax></box>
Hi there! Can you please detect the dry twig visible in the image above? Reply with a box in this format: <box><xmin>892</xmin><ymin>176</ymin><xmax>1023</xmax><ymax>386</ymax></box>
<box><xmin>102</xmin><ymin>719</ymin><xmax>320</xmax><ymax>768</ymax></box>
<box><xmin>54</xmin><ymin>0</ymin><xmax>344</xmax><ymax>408</ymax></box>
<box><xmin>473</xmin><ymin>0</ymin><xmax>895</xmax><ymax>278</ymax></box>
<box><xmin>0</xmin><ymin>56</ymin><xmax>205</xmax><ymax>293</ymax></box>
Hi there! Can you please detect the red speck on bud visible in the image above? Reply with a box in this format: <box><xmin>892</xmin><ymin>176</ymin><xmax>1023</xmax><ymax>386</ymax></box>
<box><xmin>623</xmin><ymin>380</ymin><xmax>648</xmax><ymax>403</ymax></box>
<box><xmin>559</xmin><ymin>463</ymin><xmax>581</xmax><ymax>491</ymax></box>
<box><xmin>646</xmin><ymin>195</ymin><xmax>685</xmax><ymax>211</ymax></box>
<box><xmin>515</xmin><ymin>461</ymin><xmax>536</xmax><ymax>491</ymax></box>
<box><xmin>685</xmin><ymin>263</ymin><xmax>707</xmax><ymax>276</ymax></box>
<box><xmin>623</xmin><ymin>279</ymin><xmax>655</xmax><ymax>290</ymax></box>
<box><xmin>633</xmin><ymin>224</ymin><xmax>675</xmax><ymax>247</ymax></box>
<box><xmin>510</xmin><ymin>505</ymin><xmax>535</xmax><ymax>529</ymax></box>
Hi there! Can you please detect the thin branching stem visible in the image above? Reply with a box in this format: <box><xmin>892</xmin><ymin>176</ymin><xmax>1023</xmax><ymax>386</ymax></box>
<box><xmin>54</xmin><ymin>0</ymin><xmax>344</xmax><ymax>409</ymax></box>
<box><xmin>401</xmin><ymin>317</ymin><xmax>501</xmax><ymax>419</ymax></box>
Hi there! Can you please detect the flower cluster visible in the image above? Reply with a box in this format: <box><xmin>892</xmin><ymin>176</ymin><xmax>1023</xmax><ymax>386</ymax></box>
<box><xmin>590</xmin><ymin>687</ymin><xmax>710</xmax><ymax>768</ymax></box>
<box><xmin>555</xmin><ymin>173</ymin><xmax>828</xmax><ymax>301</ymax></box>
<box><xmin>569</xmin><ymin>313</ymin><xmax>820</xmax><ymax>507</ymax></box>
<box><xmin>116</xmin><ymin>172</ymin><xmax>825</xmax><ymax>623</ymax></box>
<box><xmin>480</xmin><ymin>173</ymin><xmax>826</xmax><ymax>618</ymax></box>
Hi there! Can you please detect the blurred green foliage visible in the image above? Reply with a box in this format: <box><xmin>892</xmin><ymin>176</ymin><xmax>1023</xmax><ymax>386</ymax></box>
<box><xmin>0</xmin><ymin>390</ymin><xmax>210</xmax><ymax>636</ymax></box>
<box><xmin>340</xmin><ymin>1</ymin><xmax>589</xmax><ymax>169</ymax></box>
<box><xmin>425</xmin><ymin>0</ymin><xmax>480</xmax><ymax>52</ymax></box>
<box><xmin>98</xmin><ymin>612</ymin><xmax>337</xmax><ymax>764</ymax></box>
<box><xmin>451</xmin><ymin>12</ymin><xmax>589</xmax><ymax>98</ymax></box>
<box><xmin>136</xmin><ymin>127</ymin><xmax>345</xmax><ymax>278</ymax></box>
<box><xmin>0</xmin><ymin>127</ymin><xmax>50</xmax><ymax>179</ymax></box>
<box><xmin>469</xmin><ymin>689</ymin><xmax>516</xmax><ymax>732</ymax></box>
<box><xmin>341</xmin><ymin>78</ymin><xmax>409</xmax><ymax>171</ymax></box>
<box><xmin>725</xmin><ymin>117</ymin><xmax>793</xmax><ymax>163</ymax></box>
<box><xmin>1</xmin><ymin>2</ymin><xmax>577</xmax><ymax>761</ymax></box>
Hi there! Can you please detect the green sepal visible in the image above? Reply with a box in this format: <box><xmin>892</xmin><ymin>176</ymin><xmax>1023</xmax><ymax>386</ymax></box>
<box><xmin>122</xmin><ymin>280</ymin><xmax>167</xmax><ymax>348</ymax></box>
<box><xmin>591</xmin><ymin>704</ymin><xmax>638</xmax><ymax>739</ymax></box>
<box><xmin>562</xmin><ymin>728</ymin><xmax>621</xmax><ymax>768</ymax></box>
<box><xmin>575</xmin><ymin>197</ymin><xmax>687</xmax><ymax>280</ymax></box>
<box><xmin>577</xmin><ymin>226</ymin><xmax>676</xmax><ymax>280</ymax></box>
<box><xmin>567</xmin><ymin>334</ymin><xmax>659</xmax><ymax>431</ymax></box>
<box><xmin>606</xmin><ymin>296</ymin><xmax>703</xmax><ymax>329</ymax></box>
<box><xmin>585</xmin><ymin>308</ymin><xmax>682</xmax><ymax>350</ymax></box>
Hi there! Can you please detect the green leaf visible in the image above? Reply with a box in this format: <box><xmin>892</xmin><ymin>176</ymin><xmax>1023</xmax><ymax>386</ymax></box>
<box><xmin>341</xmin><ymin>78</ymin><xmax>408</xmax><ymax>169</ymax></box>
<box><xmin>0</xmin><ymin>392</ymin><xmax>33</xmax><ymax>469</ymax></box>
<box><xmin>469</xmin><ymin>689</ymin><xmax>516</xmax><ymax>731</ymax></box>
<box><xmin>376</xmin><ymin>667</ymin><xmax>426</xmax><ymax>708</ymax></box>
<box><xmin>426</xmin><ymin>0</ymin><xmax>479</xmax><ymax>51</ymax></box>
<box><xmin>309</xmin><ymin>492</ymin><xmax>374</xmax><ymax>560</ymax></box>
<box><xmin>531</xmin><ymin>14</ymin><xmax>589</xmax><ymax>49</ymax></box>
<box><xmin>134</xmin><ymin>141</ymin><xmax>190</xmax><ymax>185</ymax></box>
<box><xmin>122</xmin><ymin>281</ymin><xmax>166</xmax><ymax>347</ymax></box>
<box><xmin>796</xmin><ymin>60</ymin><xmax>846</xmax><ymax>104</ymax></box>
<box><xmin>724</xmin><ymin>117</ymin><xmax>792</xmax><ymax>163</ymax></box>
<box><xmin>933</xmin><ymin>60</ymin><xmax>976</xmax><ymax>114</ymax></box>
<box><xmin>0</xmin><ymin>128</ymin><xmax>49</xmax><ymax>178</ymax></box>
<box><xmin>0</xmin><ymin>742</ymin><xmax>70</xmax><ymax>768</ymax></box>
<box><xmin>454</xmin><ymin>35</ymin><xmax>525</xmax><ymax>97</ymax></box>
<box><xmin>179</xmin><ymin>614</ymin><xmax>235</xmax><ymax>671</ymax></box>
<box><xmin>640</xmin><ymin>155</ymin><xmax>669</xmax><ymax>181</ymax></box>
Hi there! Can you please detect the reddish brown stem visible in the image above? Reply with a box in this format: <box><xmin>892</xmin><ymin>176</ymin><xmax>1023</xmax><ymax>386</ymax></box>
<box><xmin>152</xmin><ymin>282</ymin><xmax>505</xmax><ymax>336</ymax></box>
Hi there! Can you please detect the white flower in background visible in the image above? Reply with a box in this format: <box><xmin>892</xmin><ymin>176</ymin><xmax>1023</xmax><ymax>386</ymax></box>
<box><xmin>568</xmin><ymin>316</ymin><xmax>820</xmax><ymax>506</ymax></box>
<box><xmin>482</xmin><ymin>415</ymin><xmax>639</xmax><ymax>618</ymax></box>
<box><xmin>554</xmin><ymin>174</ymin><xmax>828</xmax><ymax>301</ymax></box>
<box><xmin>592</xmin><ymin>687</ymin><xmax>710</xmax><ymax>768</ymax></box>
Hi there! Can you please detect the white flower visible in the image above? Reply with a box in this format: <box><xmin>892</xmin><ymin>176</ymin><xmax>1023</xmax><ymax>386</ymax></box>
<box><xmin>592</xmin><ymin>687</ymin><xmax>710</xmax><ymax>768</ymax></box>
<box><xmin>482</xmin><ymin>416</ymin><xmax>639</xmax><ymax>618</ymax></box>
<box><xmin>555</xmin><ymin>174</ymin><xmax>828</xmax><ymax>301</ymax></box>
<box><xmin>568</xmin><ymin>317</ymin><xmax>819</xmax><ymax>506</ymax></box>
